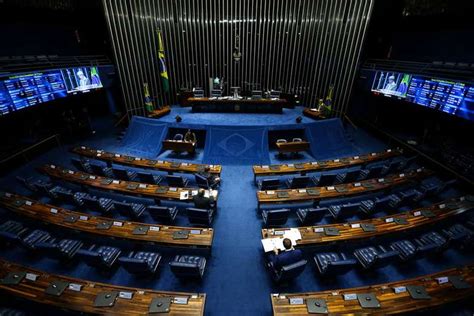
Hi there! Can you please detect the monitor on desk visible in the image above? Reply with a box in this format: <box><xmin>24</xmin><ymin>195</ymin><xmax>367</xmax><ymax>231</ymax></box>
<box><xmin>270</xmin><ymin>90</ymin><xmax>281</xmax><ymax>99</ymax></box>
<box><xmin>251</xmin><ymin>90</ymin><xmax>263</xmax><ymax>99</ymax></box>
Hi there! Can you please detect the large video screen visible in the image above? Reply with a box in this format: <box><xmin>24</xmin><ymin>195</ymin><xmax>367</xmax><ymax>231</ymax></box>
<box><xmin>60</xmin><ymin>66</ymin><xmax>103</xmax><ymax>94</ymax></box>
<box><xmin>0</xmin><ymin>66</ymin><xmax>102</xmax><ymax>117</ymax></box>
<box><xmin>371</xmin><ymin>70</ymin><xmax>474</xmax><ymax>121</ymax></box>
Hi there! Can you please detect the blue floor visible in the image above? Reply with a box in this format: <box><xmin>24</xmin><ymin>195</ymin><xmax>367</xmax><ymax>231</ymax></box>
<box><xmin>0</xmin><ymin>109</ymin><xmax>473</xmax><ymax>315</ymax></box>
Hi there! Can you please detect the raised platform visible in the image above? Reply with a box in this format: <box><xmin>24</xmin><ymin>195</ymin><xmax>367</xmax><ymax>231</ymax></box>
<box><xmin>118</xmin><ymin>106</ymin><xmax>358</xmax><ymax>165</ymax></box>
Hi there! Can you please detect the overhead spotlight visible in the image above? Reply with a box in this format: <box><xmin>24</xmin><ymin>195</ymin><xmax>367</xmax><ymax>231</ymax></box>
<box><xmin>175</xmin><ymin>115</ymin><xmax>182</xmax><ymax>123</ymax></box>
<box><xmin>296</xmin><ymin>116</ymin><xmax>302</xmax><ymax>123</ymax></box>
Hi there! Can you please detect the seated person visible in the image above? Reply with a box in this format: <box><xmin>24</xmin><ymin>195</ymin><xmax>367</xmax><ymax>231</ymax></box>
<box><xmin>267</xmin><ymin>238</ymin><xmax>303</xmax><ymax>271</ymax></box>
<box><xmin>193</xmin><ymin>188</ymin><xmax>215</xmax><ymax>209</ymax></box>
<box><xmin>198</xmin><ymin>166</ymin><xmax>221</xmax><ymax>187</ymax></box>
<box><xmin>184</xmin><ymin>129</ymin><xmax>197</xmax><ymax>143</ymax></box>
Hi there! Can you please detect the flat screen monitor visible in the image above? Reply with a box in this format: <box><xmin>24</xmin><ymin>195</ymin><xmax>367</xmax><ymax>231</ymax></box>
<box><xmin>60</xmin><ymin>66</ymin><xmax>103</xmax><ymax>94</ymax></box>
<box><xmin>371</xmin><ymin>70</ymin><xmax>474</xmax><ymax>121</ymax></box>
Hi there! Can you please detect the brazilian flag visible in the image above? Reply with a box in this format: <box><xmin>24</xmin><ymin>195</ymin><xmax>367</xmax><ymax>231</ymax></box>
<box><xmin>157</xmin><ymin>29</ymin><xmax>170</xmax><ymax>93</ymax></box>
<box><xmin>144</xmin><ymin>83</ymin><xmax>154</xmax><ymax>112</ymax></box>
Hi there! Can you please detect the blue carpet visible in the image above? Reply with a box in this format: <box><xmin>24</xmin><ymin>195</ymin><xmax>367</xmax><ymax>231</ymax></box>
<box><xmin>0</xmin><ymin>110</ymin><xmax>472</xmax><ymax>315</ymax></box>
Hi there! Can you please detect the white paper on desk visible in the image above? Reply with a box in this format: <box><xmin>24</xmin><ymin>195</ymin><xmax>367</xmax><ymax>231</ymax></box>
<box><xmin>191</xmin><ymin>190</ymin><xmax>199</xmax><ymax>196</ymax></box>
<box><xmin>204</xmin><ymin>190</ymin><xmax>218</xmax><ymax>198</ymax></box>
<box><xmin>180</xmin><ymin>191</ymin><xmax>189</xmax><ymax>200</ymax></box>
<box><xmin>261</xmin><ymin>228</ymin><xmax>301</xmax><ymax>252</ymax></box>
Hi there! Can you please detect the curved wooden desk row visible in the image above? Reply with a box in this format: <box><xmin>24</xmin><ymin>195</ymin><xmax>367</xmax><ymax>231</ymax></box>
<box><xmin>0</xmin><ymin>192</ymin><xmax>213</xmax><ymax>249</ymax></box>
<box><xmin>253</xmin><ymin>148</ymin><xmax>401</xmax><ymax>177</ymax></box>
<box><xmin>262</xmin><ymin>196</ymin><xmax>474</xmax><ymax>246</ymax></box>
<box><xmin>147</xmin><ymin>105</ymin><xmax>171</xmax><ymax>118</ymax></box>
<box><xmin>271</xmin><ymin>264</ymin><xmax>474</xmax><ymax>315</ymax></box>
<box><xmin>0</xmin><ymin>259</ymin><xmax>206</xmax><ymax>315</ymax></box>
<box><xmin>39</xmin><ymin>164</ymin><xmax>219</xmax><ymax>203</ymax></box>
<box><xmin>302</xmin><ymin>108</ymin><xmax>323</xmax><ymax>120</ymax></box>
<box><xmin>72</xmin><ymin>146</ymin><xmax>222</xmax><ymax>175</ymax></box>
<box><xmin>257</xmin><ymin>168</ymin><xmax>432</xmax><ymax>207</ymax></box>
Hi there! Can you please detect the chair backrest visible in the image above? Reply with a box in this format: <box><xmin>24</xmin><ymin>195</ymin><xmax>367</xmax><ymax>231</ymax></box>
<box><xmin>166</xmin><ymin>175</ymin><xmax>185</xmax><ymax>187</ymax></box>
<box><xmin>112</xmin><ymin>167</ymin><xmax>129</xmax><ymax>180</ymax></box>
<box><xmin>169</xmin><ymin>261</ymin><xmax>201</xmax><ymax>278</ymax></box>
<box><xmin>82</xmin><ymin>196</ymin><xmax>101</xmax><ymax>210</ymax></box>
<box><xmin>210</xmin><ymin>89</ymin><xmax>222</xmax><ymax>97</ymax></box>
<box><xmin>274</xmin><ymin>259</ymin><xmax>307</xmax><ymax>282</ymax></box>
<box><xmin>16</xmin><ymin>176</ymin><xmax>37</xmax><ymax>192</ymax></box>
<box><xmin>267</xmin><ymin>209</ymin><xmax>291</xmax><ymax>220</ymax></box>
<box><xmin>374</xmin><ymin>196</ymin><xmax>392</xmax><ymax>209</ymax></box>
<box><xmin>259</xmin><ymin>178</ymin><xmax>280</xmax><ymax>190</ymax></box>
<box><xmin>71</xmin><ymin>158</ymin><xmax>86</xmax><ymax>172</ymax></box>
<box><xmin>173</xmin><ymin>134</ymin><xmax>184</xmax><ymax>141</ymax></box>
<box><xmin>373</xmin><ymin>249</ymin><xmax>399</xmax><ymax>268</ymax></box>
<box><xmin>251</xmin><ymin>90</ymin><xmax>262</xmax><ymax>99</ymax></box>
<box><xmin>78</xmin><ymin>249</ymin><xmax>103</xmax><ymax>266</ymax></box>
<box><xmin>137</xmin><ymin>171</ymin><xmax>155</xmax><ymax>184</ymax></box>
<box><xmin>318</xmin><ymin>173</ymin><xmax>337</xmax><ymax>186</ymax></box>
<box><xmin>305</xmin><ymin>207</ymin><xmax>327</xmax><ymax>223</ymax></box>
<box><xmin>193</xmin><ymin>89</ymin><xmax>204</xmax><ymax>97</ymax></box>
<box><xmin>113</xmin><ymin>201</ymin><xmax>132</xmax><ymax>212</ymax></box>
<box><xmin>325</xmin><ymin>259</ymin><xmax>357</xmax><ymax>275</ymax></box>
<box><xmin>119</xmin><ymin>256</ymin><xmax>150</xmax><ymax>273</ymax></box>
<box><xmin>290</xmin><ymin>176</ymin><xmax>310</xmax><ymax>188</ymax></box>
<box><xmin>89</xmin><ymin>162</ymin><xmax>107</xmax><ymax>176</ymax></box>
<box><xmin>365</xmin><ymin>165</ymin><xmax>384</xmax><ymax>178</ymax></box>
<box><xmin>55</xmin><ymin>188</ymin><xmax>75</xmax><ymax>203</ymax></box>
<box><xmin>195</xmin><ymin>174</ymin><xmax>210</xmax><ymax>188</ymax></box>
<box><xmin>344</xmin><ymin>170</ymin><xmax>360</xmax><ymax>182</ymax></box>
<box><xmin>148</xmin><ymin>206</ymin><xmax>174</xmax><ymax>221</ymax></box>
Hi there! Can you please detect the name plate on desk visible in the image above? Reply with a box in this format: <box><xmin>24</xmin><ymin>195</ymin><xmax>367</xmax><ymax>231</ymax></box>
<box><xmin>174</xmin><ymin>297</ymin><xmax>189</xmax><ymax>304</ymax></box>
<box><xmin>25</xmin><ymin>273</ymin><xmax>39</xmax><ymax>281</ymax></box>
<box><xmin>343</xmin><ymin>293</ymin><xmax>357</xmax><ymax>301</ymax></box>
<box><xmin>274</xmin><ymin>230</ymin><xmax>285</xmax><ymax>236</ymax></box>
<box><xmin>289</xmin><ymin>297</ymin><xmax>304</xmax><ymax>305</ymax></box>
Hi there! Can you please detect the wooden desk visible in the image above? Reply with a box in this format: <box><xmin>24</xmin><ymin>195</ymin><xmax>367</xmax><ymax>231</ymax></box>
<box><xmin>256</xmin><ymin>168</ymin><xmax>432</xmax><ymax>209</ymax></box>
<box><xmin>253</xmin><ymin>148</ymin><xmax>401</xmax><ymax>178</ymax></box>
<box><xmin>271</xmin><ymin>265</ymin><xmax>474</xmax><ymax>315</ymax></box>
<box><xmin>0</xmin><ymin>192</ymin><xmax>213</xmax><ymax>249</ymax></box>
<box><xmin>188</xmin><ymin>97</ymin><xmax>288</xmax><ymax>113</ymax></box>
<box><xmin>302</xmin><ymin>108</ymin><xmax>323</xmax><ymax>120</ymax></box>
<box><xmin>147</xmin><ymin>105</ymin><xmax>171</xmax><ymax>118</ymax></box>
<box><xmin>39</xmin><ymin>165</ymin><xmax>219</xmax><ymax>204</ymax></box>
<box><xmin>262</xmin><ymin>196</ymin><xmax>473</xmax><ymax>247</ymax></box>
<box><xmin>276</xmin><ymin>141</ymin><xmax>310</xmax><ymax>154</ymax></box>
<box><xmin>72</xmin><ymin>146</ymin><xmax>222</xmax><ymax>175</ymax></box>
<box><xmin>162</xmin><ymin>140</ymin><xmax>196</xmax><ymax>154</ymax></box>
<box><xmin>0</xmin><ymin>259</ymin><xmax>206</xmax><ymax>315</ymax></box>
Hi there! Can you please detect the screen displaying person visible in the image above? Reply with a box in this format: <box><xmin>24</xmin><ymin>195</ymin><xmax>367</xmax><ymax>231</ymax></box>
<box><xmin>76</xmin><ymin>70</ymin><xmax>90</xmax><ymax>90</ymax></box>
<box><xmin>384</xmin><ymin>75</ymin><xmax>398</xmax><ymax>91</ymax></box>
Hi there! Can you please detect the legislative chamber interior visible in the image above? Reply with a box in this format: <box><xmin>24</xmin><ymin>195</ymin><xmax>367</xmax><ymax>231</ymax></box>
<box><xmin>0</xmin><ymin>0</ymin><xmax>473</xmax><ymax>315</ymax></box>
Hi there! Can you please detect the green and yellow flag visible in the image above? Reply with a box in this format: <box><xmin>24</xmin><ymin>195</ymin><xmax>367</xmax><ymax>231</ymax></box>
<box><xmin>157</xmin><ymin>29</ymin><xmax>170</xmax><ymax>93</ymax></box>
<box><xmin>144</xmin><ymin>83</ymin><xmax>154</xmax><ymax>112</ymax></box>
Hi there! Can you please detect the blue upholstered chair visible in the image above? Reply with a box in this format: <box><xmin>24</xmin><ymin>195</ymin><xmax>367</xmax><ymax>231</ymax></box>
<box><xmin>296</xmin><ymin>207</ymin><xmax>327</xmax><ymax>225</ymax></box>
<box><xmin>119</xmin><ymin>251</ymin><xmax>162</xmax><ymax>275</ymax></box>
<box><xmin>77</xmin><ymin>244</ymin><xmax>122</xmax><ymax>269</ymax></box>
<box><xmin>113</xmin><ymin>200</ymin><xmax>146</xmax><ymax>219</ymax></box>
<box><xmin>0</xmin><ymin>220</ymin><xmax>27</xmax><ymax>244</ymax></box>
<box><xmin>314</xmin><ymin>252</ymin><xmax>357</xmax><ymax>275</ymax></box>
<box><xmin>262</xmin><ymin>209</ymin><xmax>291</xmax><ymax>227</ymax></box>
<box><xmin>257</xmin><ymin>178</ymin><xmax>280</xmax><ymax>190</ymax></box>
<box><xmin>358</xmin><ymin>195</ymin><xmax>394</xmax><ymax>216</ymax></box>
<box><xmin>353</xmin><ymin>245</ymin><xmax>399</xmax><ymax>269</ymax></box>
<box><xmin>35</xmin><ymin>238</ymin><xmax>83</xmax><ymax>260</ymax></box>
<box><xmin>82</xmin><ymin>195</ymin><xmax>114</xmax><ymax>213</ymax></box>
<box><xmin>269</xmin><ymin>259</ymin><xmax>307</xmax><ymax>283</ymax></box>
<box><xmin>314</xmin><ymin>173</ymin><xmax>337</xmax><ymax>186</ymax></box>
<box><xmin>166</xmin><ymin>175</ymin><xmax>189</xmax><ymax>187</ymax></box>
<box><xmin>137</xmin><ymin>171</ymin><xmax>163</xmax><ymax>185</ymax></box>
<box><xmin>71</xmin><ymin>157</ymin><xmax>92</xmax><ymax>173</ymax></box>
<box><xmin>148</xmin><ymin>205</ymin><xmax>178</xmax><ymax>222</ymax></box>
<box><xmin>89</xmin><ymin>162</ymin><xmax>113</xmax><ymax>177</ymax></box>
<box><xmin>286</xmin><ymin>175</ymin><xmax>311</xmax><ymax>189</ymax></box>
<box><xmin>186</xmin><ymin>207</ymin><xmax>214</xmax><ymax>226</ymax></box>
<box><xmin>170</xmin><ymin>255</ymin><xmax>207</xmax><ymax>279</ymax></box>
<box><xmin>328</xmin><ymin>202</ymin><xmax>361</xmax><ymax>219</ymax></box>
<box><xmin>359</xmin><ymin>165</ymin><xmax>384</xmax><ymax>180</ymax></box>
<box><xmin>21</xmin><ymin>229</ymin><xmax>52</xmax><ymax>250</ymax></box>
<box><xmin>112</xmin><ymin>167</ymin><xmax>138</xmax><ymax>181</ymax></box>
<box><xmin>336</xmin><ymin>169</ymin><xmax>361</xmax><ymax>184</ymax></box>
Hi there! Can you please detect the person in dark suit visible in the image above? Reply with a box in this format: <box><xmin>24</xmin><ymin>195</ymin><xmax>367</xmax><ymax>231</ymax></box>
<box><xmin>198</xmin><ymin>166</ymin><xmax>221</xmax><ymax>187</ymax></box>
<box><xmin>268</xmin><ymin>238</ymin><xmax>303</xmax><ymax>270</ymax></box>
<box><xmin>193</xmin><ymin>188</ymin><xmax>215</xmax><ymax>209</ymax></box>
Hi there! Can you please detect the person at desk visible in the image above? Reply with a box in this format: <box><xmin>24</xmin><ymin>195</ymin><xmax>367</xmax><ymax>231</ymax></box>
<box><xmin>184</xmin><ymin>129</ymin><xmax>197</xmax><ymax>143</ymax></box>
<box><xmin>267</xmin><ymin>238</ymin><xmax>303</xmax><ymax>270</ymax></box>
<box><xmin>193</xmin><ymin>188</ymin><xmax>215</xmax><ymax>209</ymax></box>
<box><xmin>198</xmin><ymin>166</ymin><xmax>221</xmax><ymax>187</ymax></box>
